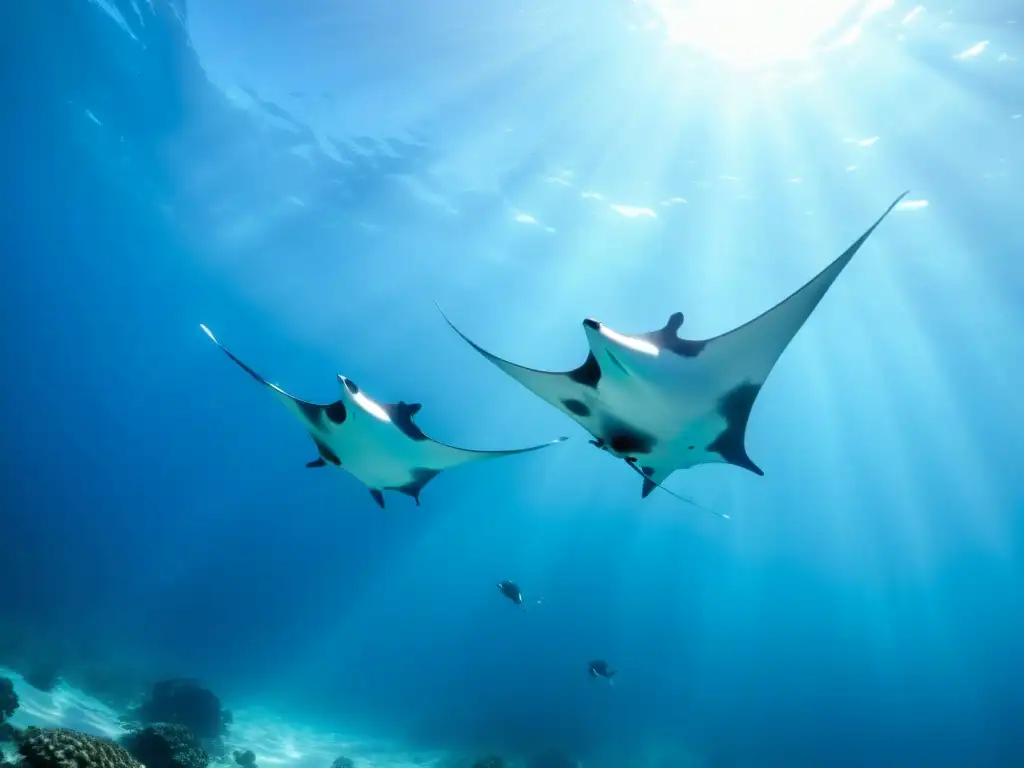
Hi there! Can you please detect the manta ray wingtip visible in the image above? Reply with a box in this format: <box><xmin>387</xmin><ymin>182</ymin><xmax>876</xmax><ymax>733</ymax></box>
<box><xmin>740</xmin><ymin>457</ymin><xmax>765</xmax><ymax>477</ymax></box>
<box><xmin>888</xmin><ymin>190</ymin><xmax>911</xmax><ymax>211</ymax></box>
<box><xmin>199</xmin><ymin>323</ymin><xmax>216</xmax><ymax>342</ymax></box>
<box><xmin>432</xmin><ymin>302</ymin><xmax>464</xmax><ymax>334</ymax></box>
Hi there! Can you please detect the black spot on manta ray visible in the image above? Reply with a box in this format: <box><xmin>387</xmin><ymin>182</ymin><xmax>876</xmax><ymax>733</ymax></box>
<box><xmin>645</xmin><ymin>312</ymin><xmax>709</xmax><ymax>358</ymax></box>
<box><xmin>607</xmin><ymin>429</ymin><xmax>656</xmax><ymax>456</ymax></box>
<box><xmin>324</xmin><ymin>400</ymin><xmax>347</xmax><ymax>424</ymax></box>
<box><xmin>568</xmin><ymin>353</ymin><xmax>602</xmax><ymax>389</ymax></box>
<box><xmin>343</xmin><ymin>378</ymin><xmax>359</xmax><ymax>395</ymax></box>
<box><xmin>381</xmin><ymin>401</ymin><xmax>427</xmax><ymax>441</ymax></box>
<box><xmin>562</xmin><ymin>399</ymin><xmax>590</xmax><ymax>417</ymax></box>
<box><xmin>706</xmin><ymin>381</ymin><xmax>764</xmax><ymax>475</ymax></box>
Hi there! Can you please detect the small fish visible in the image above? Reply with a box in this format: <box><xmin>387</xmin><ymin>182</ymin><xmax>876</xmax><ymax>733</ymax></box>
<box><xmin>497</xmin><ymin>580</ymin><xmax>523</xmax><ymax>605</ymax></box>
<box><xmin>588</xmin><ymin>659</ymin><xmax>617</xmax><ymax>685</ymax></box>
<box><xmin>497</xmin><ymin>580</ymin><xmax>544</xmax><ymax>610</ymax></box>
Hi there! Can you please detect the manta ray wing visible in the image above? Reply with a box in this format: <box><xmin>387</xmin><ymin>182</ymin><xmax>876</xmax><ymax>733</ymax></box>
<box><xmin>367</xmin><ymin>430</ymin><xmax>567</xmax><ymax>506</ymax></box>
<box><xmin>436</xmin><ymin>305</ymin><xmax>604</xmax><ymax>429</ymax></box>
<box><xmin>656</xmin><ymin>191</ymin><xmax>910</xmax><ymax>387</ymax></box>
<box><xmin>375</xmin><ymin>398</ymin><xmax>566</xmax><ymax>472</ymax></box>
<box><xmin>200</xmin><ymin>324</ymin><xmax>348</xmax><ymax>468</ymax></box>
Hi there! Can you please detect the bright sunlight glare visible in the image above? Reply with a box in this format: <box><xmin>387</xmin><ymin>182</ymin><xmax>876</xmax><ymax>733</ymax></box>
<box><xmin>641</xmin><ymin>0</ymin><xmax>875</xmax><ymax>68</ymax></box>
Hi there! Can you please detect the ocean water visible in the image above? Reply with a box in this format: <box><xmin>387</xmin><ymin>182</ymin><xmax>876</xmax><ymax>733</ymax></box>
<box><xmin>2</xmin><ymin>0</ymin><xmax>1023</xmax><ymax>766</ymax></box>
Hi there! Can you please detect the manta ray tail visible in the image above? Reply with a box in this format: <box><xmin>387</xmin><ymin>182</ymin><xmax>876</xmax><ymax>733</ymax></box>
<box><xmin>625</xmin><ymin>461</ymin><xmax>730</xmax><ymax>520</ymax></box>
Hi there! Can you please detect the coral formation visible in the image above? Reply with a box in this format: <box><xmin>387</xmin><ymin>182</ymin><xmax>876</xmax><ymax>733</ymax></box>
<box><xmin>0</xmin><ymin>678</ymin><xmax>18</xmax><ymax>724</ymax></box>
<box><xmin>130</xmin><ymin>680</ymin><xmax>231</xmax><ymax>740</ymax></box>
<box><xmin>120</xmin><ymin>724</ymin><xmax>208</xmax><ymax>768</ymax></box>
<box><xmin>17</xmin><ymin>727</ymin><xmax>143</xmax><ymax>768</ymax></box>
<box><xmin>471</xmin><ymin>757</ymin><xmax>505</xmax><ymax>768</ymax></box>
<box><xmin>231</xmin><ymin>751</ymin><xmax>255</xmax><ymax>768</ymax></box>
<box><xmin>329</xmin><ymin>758</ymin><xmax>354</xmax><ymax>768</ymax></box>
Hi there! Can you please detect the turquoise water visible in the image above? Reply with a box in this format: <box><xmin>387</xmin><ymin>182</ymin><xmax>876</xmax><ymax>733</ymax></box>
<box><xmin>2</xmin><ymin>1</ymin><xmax>1022</xmax><ymax>766</ymax></box>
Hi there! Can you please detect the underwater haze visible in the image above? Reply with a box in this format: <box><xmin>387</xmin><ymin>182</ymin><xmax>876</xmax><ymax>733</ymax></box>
<box><xmin>2</xmin><ymin>0</ymin><xmax>1023</xmax><ymax>766</ymax></box>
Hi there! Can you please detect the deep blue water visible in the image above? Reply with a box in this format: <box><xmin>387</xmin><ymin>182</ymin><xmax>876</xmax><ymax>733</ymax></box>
<box><xmin>2</xmin><ymin>0</ymin><xmax>1023</xmax><ymax>765</ymax></box>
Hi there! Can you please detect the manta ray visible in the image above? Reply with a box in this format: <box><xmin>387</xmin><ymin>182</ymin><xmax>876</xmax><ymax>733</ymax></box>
<box><xmin>200</xmin><ymin>325</ymin><xmax>567</xmax><ymax>508</ymax></box>
<box><xmin>439</xmin><ymin>191</ymin><xmax>909</xmax><ymax>514</ymax></box>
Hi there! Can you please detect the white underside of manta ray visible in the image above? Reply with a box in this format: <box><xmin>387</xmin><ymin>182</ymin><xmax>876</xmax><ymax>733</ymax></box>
<box><xmin>439</xmin><ymin>191</ymin><xmax>910</xmax><ymax>511</ymax></box>
<box><xmin>200</xmin><ymin>325</ymin><xmax>567</xmax><ymax>508</ymax></box>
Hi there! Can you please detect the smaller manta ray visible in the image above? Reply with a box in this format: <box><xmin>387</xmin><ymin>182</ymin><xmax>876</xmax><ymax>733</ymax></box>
<box><xmin>497</xmin><ymin>579</ymin><xmax>544</xmax><ymax>610</ymax></box>
<box><xmin>439</xmin><ymin>192</ymin><xmax>910</xmax><ymax>516</ymax></box>
<box><xmin>200</xmin><ymin>325</ymin><xmax>567</xmax><ymax>508</ymax></box>
<box><xmin>588</xmin><ymin>659</ymin><xmax>617</xmax><ymax>685</ymax></box>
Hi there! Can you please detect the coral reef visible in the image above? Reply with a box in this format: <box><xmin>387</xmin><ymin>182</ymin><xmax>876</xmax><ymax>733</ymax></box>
<box><xmin>471</xmin><ymin>757</ymin><xmax>505</xmax><ymax>768</ymax></box>
<box><xmin>329</xmin><ymin>758</ymin><xmax>354</xmax><ymax>768</ymax></box>
<box><xmin>120</xmin><ymin>724</ymin><xmax>208</xmax><ymax>768</ymax></box>
<box><xmin>17</xmin><ymin>727</ymin><xmax>142</xmax><ymax>768</ymax></box>
<box><xmin>130</xmin><ymin>680</ymin><xmax>231</xmax><ymax>740</ymax></box>
<box><xmin>0</xmin><ymin>678</ymin><xmax>18</xmax><ymax>724</ymax></box>
<box><xmin>231</xmin><ymin>751</ymin><xmax>255</xmax><ymax>768</ymax></box>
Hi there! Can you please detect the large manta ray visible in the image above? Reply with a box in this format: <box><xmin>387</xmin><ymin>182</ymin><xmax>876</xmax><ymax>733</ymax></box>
<box><xmin>439</xmin><ymin>192</ymin><xmax>909</xmax><ymax>511</ymax></box>
<box><xmin>200</xmin><ymin>325</ymin><xmax>566</xmax><ymax>508</ymax></box>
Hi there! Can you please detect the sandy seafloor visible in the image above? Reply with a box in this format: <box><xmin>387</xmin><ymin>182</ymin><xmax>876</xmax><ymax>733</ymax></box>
<box><xmin>0</xmin><ymin>667</ymin><xmax>461</xmax><ymax>768</ymax></box>
<box><xmin>0</xmin><ymin>664</ymin><xmax>717</xmax><ymax>767</ymax></box>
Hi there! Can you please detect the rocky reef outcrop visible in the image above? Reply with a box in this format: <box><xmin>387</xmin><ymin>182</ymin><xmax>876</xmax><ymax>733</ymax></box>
<box><xmin>0</xmin><ymin>678</ymin><xmax>18</xmax><ymax>725</ymax></box>
<box><xmin>21</xmin><ymin>666</ymin><xmax>60</xmax><ymax>694</ymax></box>
<box><xmin>129</xmin><ymin>680</ymin><xmax>231</xmax><ymax>741</ymax></box>
<box><xmin>120</xmin><ymin>724</ymin><xmax>208</xmax><ymax>768</ymax></box>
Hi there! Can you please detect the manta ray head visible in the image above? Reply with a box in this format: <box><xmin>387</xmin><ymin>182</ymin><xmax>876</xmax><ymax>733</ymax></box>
<box><xmin>337</xmin><ymin>375</ymin><xmax>391</xmax><ymax>423</ymax></box>
<box><xmin>581</xmin><ymin>318</ymin><xmax>659</xmax><ymax>378</ymax></box>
